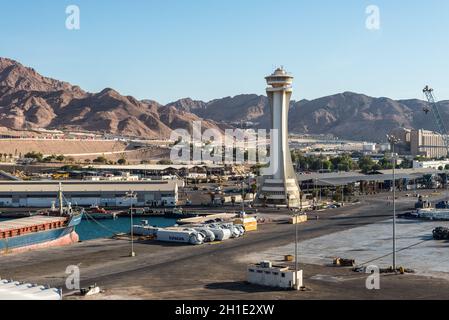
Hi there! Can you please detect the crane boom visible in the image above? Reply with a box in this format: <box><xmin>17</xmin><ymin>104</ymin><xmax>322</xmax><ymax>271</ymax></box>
<box><xmin>423</xmin><ymin>86</ymin><xmax>449</xmax><ymax>156</ymax></box>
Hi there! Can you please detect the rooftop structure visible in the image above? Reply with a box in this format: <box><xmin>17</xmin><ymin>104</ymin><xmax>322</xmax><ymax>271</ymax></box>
<box><xmin>297</xmin><ymin>168</ymin><xmax>443</xmax><ymax>187</ymax></box>
<box><xmin>0</xmin><ymin>180</ymin><xmax>179</xmax><ymax>208</ymax></box>
<box><xmin>0</xmin><ymin>279</ymin><xmax>61</xmax><ymax>300</ymax></box>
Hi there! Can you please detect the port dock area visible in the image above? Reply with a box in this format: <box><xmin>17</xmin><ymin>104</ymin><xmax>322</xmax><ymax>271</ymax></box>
<box><xmin>2</xmin><ymin>191</ymin><xmax>449</xmax><ymax>300</ymax></box>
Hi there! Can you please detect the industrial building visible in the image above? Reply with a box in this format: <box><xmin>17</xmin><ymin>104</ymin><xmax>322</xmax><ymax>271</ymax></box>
<box><xmin>86</xmin><ymin>164</ymin><xmax>228</xmax><ymax>177</ymax></box>
<box><xmin>411</xmin><ymin>129</ymin><xmax>447</xmax><ymax>158</ymax></box>
<box><xmin>391</xmin><ymin>128</ymin><xmax>448</xmax><ymax>158</ymax></box>
<box><xmin>0</xmin><ymin>180</ymin><xmax>179</xmax><ymax>208</ymax></box>
<box><xmin>413</xmin><ymin>160</ymin><xmax>449</xmax><ymax>169</ymax></box>
<box><xmin>297</xmin><ymin>168</ymin><xmax>445</xmax><ymax>196</ymax></box>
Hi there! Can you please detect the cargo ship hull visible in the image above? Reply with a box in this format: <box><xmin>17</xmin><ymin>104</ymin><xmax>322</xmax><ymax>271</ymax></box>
<box><xmin>0</xmin><ymin>227</ymin><xmax>79</xmax><ymax>254</ymax></box>
<box><xmin>0</xmin><ymin>212</ymin><xmax>83</xmax><ymax>254</ymax></box>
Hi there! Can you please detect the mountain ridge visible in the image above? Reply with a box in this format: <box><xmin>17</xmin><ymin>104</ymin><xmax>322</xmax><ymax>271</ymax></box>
<box><xmin>1</xmin><ymin>57</ymin><xmax>447</xmax><ymax>142</ymax></box>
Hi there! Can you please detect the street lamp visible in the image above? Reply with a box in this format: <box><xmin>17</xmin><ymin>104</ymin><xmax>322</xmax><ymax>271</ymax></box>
<box><xmin>241</xmin><ymin>180</ymin><xmax>245</xmax><ymax>214</ymax></box>
<box><xmin>125</xmin><ymin>190</ymin><xmax>137</xmax><ymax>257</ymax></box>
<box><xmin>341</xmin><ymin>185</ymin><xmax>344</xmax><ymax>206</ymax></box>
<box><xmin>288</xmin><ymin>192</ymin><xmax>300</xmax><ymax>289</ymax></box>
<box><xmin>387</xmin><ymin>134</ymin><xmax>400</xmax><ymax>270</ymax></box>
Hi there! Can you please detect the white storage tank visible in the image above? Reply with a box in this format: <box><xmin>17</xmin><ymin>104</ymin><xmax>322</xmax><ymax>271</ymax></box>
<box><xmin>206</xmin><ymin>226</ymin><xmax>232</xmax><ymax>241</ymax></box>
<box><xmin>156</xmin><ymin>228</ymin><xmax>205</xmax><ymax>245</ymax></box>
<box><xmin>133</xmin><ymin>220</ymin><xmax>159</xmax><ymax>237</ymax></box>
<box><xmin>192</xmin><ymin>228</ymin><xmax>216</xmax><ymax>242</ymax></box>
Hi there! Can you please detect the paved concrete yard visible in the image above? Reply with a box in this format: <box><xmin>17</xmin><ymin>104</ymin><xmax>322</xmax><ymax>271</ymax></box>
<box><xmin>244</xmin><ymin>219</ymin><xmax>449</xmax><ymax>281</ymax></box>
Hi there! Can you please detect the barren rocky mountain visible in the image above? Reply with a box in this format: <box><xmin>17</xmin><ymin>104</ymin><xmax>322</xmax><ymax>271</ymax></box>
<box><xmin>1</xmin><ymin>57</ymin><xmax>448</xmax><ymax>142</ymax></box>
<box><xmin>288</xmin><ymin>93</ymin><xmax>449</xmax><ymax>141</ymax></box>
<box><xmin>0</xmin><ymin>57</ymin><xmax>221</xmax><ymax>139</ymax></box>
<box><xmin>169</xmin><ymin>92</ymin><xmax>449</xmax><ymax>142</ymax></box>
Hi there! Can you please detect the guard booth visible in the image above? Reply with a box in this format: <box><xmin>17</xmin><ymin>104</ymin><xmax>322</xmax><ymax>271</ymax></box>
<box><xmin>247</xmin><ymin>261</ymin><xmax>302</xmax><ymax>290</ymax></box>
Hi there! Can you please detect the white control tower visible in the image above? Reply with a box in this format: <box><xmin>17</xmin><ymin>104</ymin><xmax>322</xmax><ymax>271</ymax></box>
<box><xmin>260</xmin><ymin>67</ymin><xmax>301</xmax><ymax>208</ymax></box>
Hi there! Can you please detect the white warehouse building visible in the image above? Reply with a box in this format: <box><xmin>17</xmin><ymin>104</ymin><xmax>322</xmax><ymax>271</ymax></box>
<box><xmin>0</xmin><ymin>181</ymin><xmax>179</xmax><ymax>208</ymax></box>
<box><xmin>413</xmin><ymin>160</ymin><xmax>449</xmax><ymax>169</ymax></box>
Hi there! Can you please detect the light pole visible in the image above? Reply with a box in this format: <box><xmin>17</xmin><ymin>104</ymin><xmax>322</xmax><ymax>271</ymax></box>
<box><xmin>125</xmin><ymin>190</ymin><xmax>137</xmax><ymax>257</ymax></box>
<box><xmin>295</xmin><ymin>210</ymin><xmax>299</xmax><ymax>289</ymax></box>
<box><xmin>241</xmin><ymin>180</ymin><xmax>245</xmax><ymax>214</ymax></box>
<box><xmin>341</xmin><ymin>185</ymin><xmax>344</xmax><ymax>206</ymax></box>
<box><xmin>290</xmin><ymin>192</ymin><xmax>300</xmax><ymax>290</ymax></box>
<box><xmin>387</xmin><ymin>135</ymin><xmax>400</xmax><ymax>270</ymax></box>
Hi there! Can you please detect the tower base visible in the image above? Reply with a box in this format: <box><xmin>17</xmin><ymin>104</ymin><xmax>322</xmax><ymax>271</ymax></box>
<box><xmin>258</xmin><ymin>176</ymin><xmax>301</xmax><ymax>208</ymax></box>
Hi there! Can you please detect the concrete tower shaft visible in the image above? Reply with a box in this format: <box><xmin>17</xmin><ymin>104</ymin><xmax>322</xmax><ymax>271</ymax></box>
<box><xmin>259</xmin><ymin>67</ymin><xmax>301</xmax><ymax>208</ymax></box>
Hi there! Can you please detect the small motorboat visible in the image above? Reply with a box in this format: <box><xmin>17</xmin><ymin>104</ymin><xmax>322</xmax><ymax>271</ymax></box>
<box><xmin>85</xmin><ymin>206</ymin><xmax>118</xmax><ymax>220</ymax></box>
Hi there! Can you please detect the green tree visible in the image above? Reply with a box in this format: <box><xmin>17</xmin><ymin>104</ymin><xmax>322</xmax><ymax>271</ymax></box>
<box><xmin>157</xmin><ymin>159</ymin><xmax>173</xmax><ymax>165</ymax></box>
<box><xmin>358</xmin><ymin>156</ymin><xmax>376</xmax><ymax>173</ymax></box>
<box><xmin>332</xmin><ymin>154</ymin><xmax>356</xmax><ymax>172</ymax></box>
<box><xmin>322</xmin><ymin>160</ymin><xmax>332</xmax><ymax>170</ymax></box>
<box><xmin>24</xmin><ymin>151</ymin><xmax>43</xmax><ymax>162</ymax></box>
<box><xmin>117</xmin><ymin>158</ymin><xmax>127</xmax><ymax>165</ymax></box>
<box><xmin>400</xmin><ymin>159</ymin><xmax>413</xmax><ymax>169</ymax></box>
<box><xmin>378</xmin><ymin>157</ymin><xmax>393</xmax><ymax>170</ymax></box>
<box><xmin>93</xmin><ymin>156</ymin><xmax>108</xmax><ymax>164</ymax></box>
<box><xmin>43</xmin><ymin>156</ymin><xmax>55</xmax><ymax>162</ymax></box>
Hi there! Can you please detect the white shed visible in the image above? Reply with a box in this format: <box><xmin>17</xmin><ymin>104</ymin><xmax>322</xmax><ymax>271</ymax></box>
<box><xmin>247</xmin><ymin>261</ymin><xmax>302</xmax><ymax>290</ymax></box>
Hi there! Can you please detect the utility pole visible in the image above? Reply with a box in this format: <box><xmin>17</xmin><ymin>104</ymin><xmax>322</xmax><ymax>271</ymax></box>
<box><xmin>125</xmin><ymin>190</ymin><xmax>137</xmax><ymax>257</ymax></box>
<box><xmin>295</xmin><ymin>208</ymin><xmax>299</xmax><ymax>289</ymax></box>
<box><xmin>241</xmin><ymin>180</ymin><xmax>245</xmax><ymax>214</ymax></box>
<box><xmin>341</xmin><ymin>185</ymin><xmax>344</xmax><ymax>206</ymax></box>
<box><xmin>387</xmin><ymin>135</ymin><xmax>400</xmax><ymax>270</ymax></box>
<box><xmin>290</xmin><ymin>192</ymin><xmax>299</xmax><ymax>290</ymax></box>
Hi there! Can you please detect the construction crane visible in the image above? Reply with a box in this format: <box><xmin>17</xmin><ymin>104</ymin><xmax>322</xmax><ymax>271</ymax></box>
<box><xmin>423</xmin><ymin>86</ymin><xmax>449</xmax><ymax>156</ymax></box>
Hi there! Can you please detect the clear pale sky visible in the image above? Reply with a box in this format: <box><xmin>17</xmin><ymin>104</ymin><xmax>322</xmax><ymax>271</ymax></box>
<box><xmin>1</xmin><ymin>0</ymin><xmax>448</xmax><ymax>104</ymax></box>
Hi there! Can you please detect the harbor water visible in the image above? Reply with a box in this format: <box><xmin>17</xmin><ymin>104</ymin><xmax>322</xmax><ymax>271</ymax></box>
<box><xmin>0</xmin><ymin>216</ymin><xmax>177</xmax><ymax>241</ymax></box>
